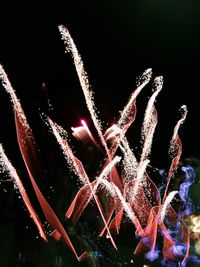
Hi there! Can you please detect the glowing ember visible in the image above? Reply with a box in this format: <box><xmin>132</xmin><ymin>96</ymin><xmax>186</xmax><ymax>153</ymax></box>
<box><xmin>0</xmin><ymin>25</ymin><xmax>197</xmax><ymax>266</ymax></box>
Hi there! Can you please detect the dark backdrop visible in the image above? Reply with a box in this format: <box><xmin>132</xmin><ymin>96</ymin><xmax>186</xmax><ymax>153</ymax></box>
<box><xmin>0</xmin><ymin>1</ymin><xmax>200</xmax><ymax>266</ymax></box>
<box><xmin>0</xmin><ymin>1</ymin><xmax>200</xmax><ymax>162</ymax></box>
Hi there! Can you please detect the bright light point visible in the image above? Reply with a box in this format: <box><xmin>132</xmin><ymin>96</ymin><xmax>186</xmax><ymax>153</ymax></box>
<box><xmin>81</xmin><ymin>119</ymin><xmax>87</xmax><ymax>126</ymax></box>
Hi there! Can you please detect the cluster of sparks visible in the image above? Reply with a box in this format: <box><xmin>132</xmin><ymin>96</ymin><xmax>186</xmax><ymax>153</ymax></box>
<box><xmin>0</xmin><ymin>25</ymin><xmax>199</xmax><ymax>266</ymax></box>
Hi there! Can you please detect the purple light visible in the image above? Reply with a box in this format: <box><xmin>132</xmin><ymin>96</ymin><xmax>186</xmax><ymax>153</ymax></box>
<box><xmin>179</xmin><ymin>165</ymin><xmax>195</xmax><ymax>216</ymax></box>
<box><xmin>145</xmin><ymin>249</ymin><xmax>160</xmax><ymax>262</ymax></box>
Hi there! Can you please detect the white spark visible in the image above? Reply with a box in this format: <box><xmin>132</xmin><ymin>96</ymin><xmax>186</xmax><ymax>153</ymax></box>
<box><xmin>160</xmin><ymin>191</ymin><xmax>178</xmax><ymax>222</ymax></box>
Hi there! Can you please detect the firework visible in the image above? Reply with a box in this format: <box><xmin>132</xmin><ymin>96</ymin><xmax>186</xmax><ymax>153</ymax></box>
<box><xmin>0</xmin><ymin>26</ymin><xmax>198</xmax><ymax>266</ymax></box>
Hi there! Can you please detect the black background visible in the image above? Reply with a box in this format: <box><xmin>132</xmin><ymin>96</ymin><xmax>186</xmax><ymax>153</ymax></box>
<box><xmin>0</xmin><ymin>1</ymin><xmax>200</xmax><ymax>164</ymax></box>
<box><xmin>0</xmin><ymin>1</ymin><xmax>200</xmax><ymax>266</ymax></box>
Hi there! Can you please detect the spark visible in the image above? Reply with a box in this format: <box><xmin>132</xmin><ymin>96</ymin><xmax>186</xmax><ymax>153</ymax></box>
<box><xmin>160</xmin><ymin>191</ymin><xmax>178</xmax><ymax>223</ymax></box>
<box><xmin>163</xmin><ymin>105</ymin><xmax>188</xmax><ymax>203</ymax></box>
<box><xmin>100</xmin><ymin>179</ymin><xmax>143</xmax><ymax>233</ymax></box>
<box><xmin>140</xmin><ymin>76</ymin><xmax>163</xmax><ymax>162</ymax></box>
<box><xmin>0</xmin><ymin>65</ymin><xmax>32</xmax><ymax>140</ymax></box>
<box><xmin>171</xmin><ymin>105</ymin><xmax>188</xmax><ymax>142</ymax></box>
<box><xmin>47</xmin><ymin>117</ymin><xmax>118</xmax><ymax>249</ymax></box>
<box><xmin>0</xmin><ymin>144</ymin><xmax>47</xmax><ymax>241</ymax></box>
<box><xmin>118</xmin><ymin>68</ymin><xmax>152</xmax><ymax>129</ymax></box>
<box><xmin>58</xmin><ymin>25</ymin><xmax>109</xmax><ymax>155</ymax></box>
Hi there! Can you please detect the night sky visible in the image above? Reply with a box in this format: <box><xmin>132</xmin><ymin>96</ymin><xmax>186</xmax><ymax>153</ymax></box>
<box><xmin>0</xmin><ymin>1</ymin><xmax>200</xmax><ymax>165</ymax></box>
<box><xmin>1</xmin><ymin>1</ymin><xmax>200</xmax><ymax>266</ymax></box>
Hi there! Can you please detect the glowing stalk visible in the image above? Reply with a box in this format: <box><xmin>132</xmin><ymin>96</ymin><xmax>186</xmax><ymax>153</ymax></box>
<box><xmin>48</xmin><ymin>117</ymin><xmax>118</xmax><ymax>249</ymax></box>
<box><xmin>0</xmin><ymin>144</ymin><xmax>47</xmax><ymax>241</ymax></box>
